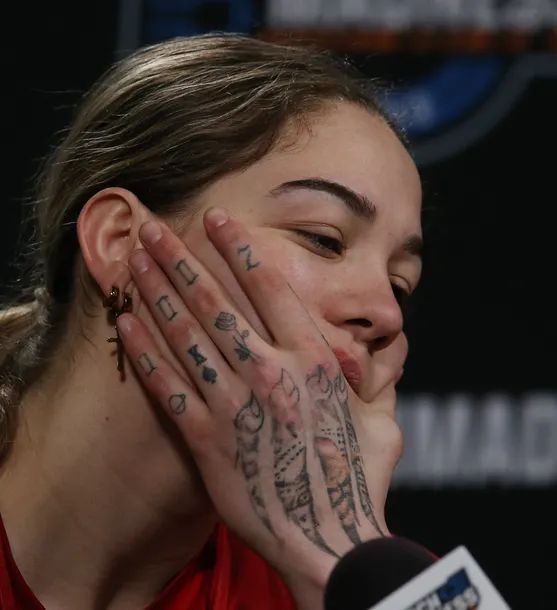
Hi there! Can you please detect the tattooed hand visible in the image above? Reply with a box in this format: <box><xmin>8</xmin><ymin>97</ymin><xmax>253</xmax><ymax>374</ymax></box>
<box><xmin>117</xmin><ymin>208</ymin><xmax>389</xmax><ymax>606</ymax></box>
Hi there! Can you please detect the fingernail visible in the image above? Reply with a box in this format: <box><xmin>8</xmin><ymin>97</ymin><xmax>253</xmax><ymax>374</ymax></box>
<box><xmin>140</xmin><ymin>221</ymin><xmax>162</xmax><ymax>245</ymax></box>
<box><xmin>205</xmin><ymin>207</ymin><xmax>229</xmax><ymax>228</ymax></box>
<box><xmin>117</xmin><ymin>314</ymin><xmax>133</xmax><ymax>334</ymax></box>
<box><xmin>129</xmin><ymin>251</ymin><xmax>150</xmax><ymax>274</ymax></box>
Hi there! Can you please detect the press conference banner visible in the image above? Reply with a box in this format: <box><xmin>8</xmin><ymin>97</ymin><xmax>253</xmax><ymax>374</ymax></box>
<box><xmin>394</xmin><ymin>393</ymin><xmax>557</xmax><ymax>487</ymax></box>
<box><xmin>267</xmin><ymin>0</ymin><xmax>557</xmax><ymax>29</ymax></box>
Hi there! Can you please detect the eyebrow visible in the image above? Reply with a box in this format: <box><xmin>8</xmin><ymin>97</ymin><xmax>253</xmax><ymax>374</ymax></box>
<box><xmin>403</xmin><ymin>235</ymin><xmax>423</xmax><ymax>258</ymax></box>
<box><xmin>269</xmin><ymin>177</ymin><xmax>423</xmax><ymax>259</ymax></box>
<box><xmin>269</xmin><ymin>177</ymin><xmax>377</xmax><ymax>222</ymax></box>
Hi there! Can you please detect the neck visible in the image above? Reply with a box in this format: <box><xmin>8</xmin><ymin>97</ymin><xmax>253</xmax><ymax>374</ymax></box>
<box><xmin>0</xmin><ymin>328</ymin><xmax>217</xmax><ymax>610</ymax></box>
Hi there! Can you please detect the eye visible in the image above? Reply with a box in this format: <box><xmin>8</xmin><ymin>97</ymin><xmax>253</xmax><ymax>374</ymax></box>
<box><xmin>293</xmin><ymin>230</ymin><xmax>344</xmax><ymax>255</ymax></box>
<box><xmin>391</xmin><ymin>283</ymin><xmax>412</xmax><ymax>319</ymax></box>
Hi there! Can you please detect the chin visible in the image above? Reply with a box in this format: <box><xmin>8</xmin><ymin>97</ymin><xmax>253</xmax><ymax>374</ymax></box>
<box><xmin>360</xmin><ymin>381</ymin><xmax>399</xmax><ymax>419</ymax></box>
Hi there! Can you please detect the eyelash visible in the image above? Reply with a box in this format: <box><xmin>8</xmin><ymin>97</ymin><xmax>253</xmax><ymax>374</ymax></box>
<box><xmin>294</xmin><ymin>230</ymin><xmax>344</xmax><ymax>255</ymax></box>
<box><xmin>294</xmin><ymin>229</ymin><xmax>413</xmax><ymax>318</ymax></box>
<box><xmin>392</xmin><ymin>283</ymin><xmax>412</xmax><ymax>318</ymax></box>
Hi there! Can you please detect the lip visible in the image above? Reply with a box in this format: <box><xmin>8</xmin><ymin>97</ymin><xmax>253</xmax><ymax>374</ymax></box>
<box><xmin>332</xmin><ymin>348</ymin><xmax>363</xmax><ymax>395</ymax></box>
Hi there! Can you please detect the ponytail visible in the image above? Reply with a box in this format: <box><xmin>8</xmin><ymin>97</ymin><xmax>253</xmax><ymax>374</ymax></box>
<box><xmin>0</xmin><ymin>288</ymin><xmax>51</xmax><ymax>461</ymax></box>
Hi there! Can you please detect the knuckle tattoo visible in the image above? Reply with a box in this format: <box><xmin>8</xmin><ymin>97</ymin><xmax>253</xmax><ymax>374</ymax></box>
<box><xmin>175</xmin><ymin>258</ymin><xmax>198</xmax><ymax>286</ymax></box>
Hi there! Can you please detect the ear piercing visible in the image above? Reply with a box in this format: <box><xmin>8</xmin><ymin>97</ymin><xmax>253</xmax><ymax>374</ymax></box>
<box><xmin>103</xmin><ymin>286</ymin><xmax>133</xmax><ymax>377</ymax></box>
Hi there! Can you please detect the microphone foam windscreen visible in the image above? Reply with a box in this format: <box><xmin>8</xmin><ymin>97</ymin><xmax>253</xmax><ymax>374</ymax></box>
<box><xmin>324</xmin><ymin>537</ymin><xmax>437</xmax><ymax>610</ymax></box>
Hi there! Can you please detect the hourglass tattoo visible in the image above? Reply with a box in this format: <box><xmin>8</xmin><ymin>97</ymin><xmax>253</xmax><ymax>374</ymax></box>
<box><xmin>334</xmin><ymin>373</ymin><xmax>385</xmax><ymax>537</ymax></box>
<box><xmin>234</xmin><ymin>392</ymin><xmax>270</xmax><ymax>530</ymax></box>
<box><xmin>214</xmin><ymin>312</ymin><xmax>257</xmax><ymax>362</ymax></box>
<box><xmin>269</xmin><ymin>369</ymin><xmax>338</xmax><ymax>558</ymax></box>
<box><xmin>307</xmin><ymin>365</ymin><xmax>362</xmax><ymax>546</ymax></box>
<box><xmin>187</xmin><ymin>344</ymin><xmax>218</xmax><ymax>384</ymax></box>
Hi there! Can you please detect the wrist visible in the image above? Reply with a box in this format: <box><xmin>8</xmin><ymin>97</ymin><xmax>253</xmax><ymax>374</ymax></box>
<box><xmin>281</xmin><ymin>565</ymin><xmax>332</xmax><ymax>610</ymax></box>
<box><xmin>287</xmin><ymin>579</ymin><xmax>325</xmax><ymax>610</ymax></box>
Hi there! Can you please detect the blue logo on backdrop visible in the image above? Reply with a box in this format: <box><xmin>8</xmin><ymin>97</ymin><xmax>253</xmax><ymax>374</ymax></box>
<box><xmin>407</xmin><ymin>568</ymin><xmax>480</xmax><ymax>610</ymax></box>
<box><xmin>143</xmin><ymin>0</ymin><xmax>256</xmax><ymax>41</ymax></box>
<box><xmin>138</xmin><ymin>0</ymin><xmax>557</xmax><ymax>165</ymax></box>
<box><xmin>379</xmin><ymin>57</ymin><xmax>506</xmax><ymax>139</ymax></box>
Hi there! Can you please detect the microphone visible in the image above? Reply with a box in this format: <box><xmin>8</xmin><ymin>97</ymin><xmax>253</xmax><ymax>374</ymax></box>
<box><xmin>324</xmin><ymin>537</ymin><xmax>511</xmax><ymax>610</ymax></box>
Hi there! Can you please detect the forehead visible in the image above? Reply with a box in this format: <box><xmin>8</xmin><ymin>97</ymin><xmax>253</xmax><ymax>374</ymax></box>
<box><xmin>257</xmin><ymin>102</ymin><xmax>421</xmax><ymax>227</ymax></box>
<box><xmin>198</xmin><ymin>102</ymin><xmax>422</xmax><ymax>240</ymax></box>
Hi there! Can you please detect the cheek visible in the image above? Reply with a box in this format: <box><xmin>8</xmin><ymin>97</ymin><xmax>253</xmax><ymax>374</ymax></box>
<box><xmin>392</xmin><ymin>333</ymin><xmax>409</xmax><ymax>368</ymax></box>
<box><xmin>267</xmin><ymin>242</ymin><xmax>329</xmax><ymax>309</ymax></box>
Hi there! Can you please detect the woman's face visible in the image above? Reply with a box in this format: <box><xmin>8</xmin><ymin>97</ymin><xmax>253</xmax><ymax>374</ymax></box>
<box><xmin>178</xmin><ymin>102</ymin><xmax>422</xmax><ymax>510</ymax></box>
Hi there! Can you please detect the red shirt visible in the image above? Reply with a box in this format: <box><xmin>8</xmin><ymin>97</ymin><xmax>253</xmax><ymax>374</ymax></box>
<box><xmin>0</xmin><ymin>515</ymin><xmax>297</xmax><ymax>609</ymax></box>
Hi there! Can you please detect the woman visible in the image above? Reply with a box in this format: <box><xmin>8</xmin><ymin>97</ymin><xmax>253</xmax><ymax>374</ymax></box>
<box><xmin>0</xmin><ymin>34</ymin><xmax>422</xmax><ymax>609</ymax></box>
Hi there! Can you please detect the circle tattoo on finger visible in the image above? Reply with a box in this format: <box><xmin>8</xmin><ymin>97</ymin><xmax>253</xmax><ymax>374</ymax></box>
<box><xmin>169</xmin><ymin>393</ymin><xmax>187</xmax><ymax>415</ymax></box>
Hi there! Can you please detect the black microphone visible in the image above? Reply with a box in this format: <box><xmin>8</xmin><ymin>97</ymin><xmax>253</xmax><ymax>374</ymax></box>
<box><xmin>324</xmin><ymin>537</ymin><xmax>436</xmax><ymax>610</ymax></box>
<box><xmin>324</xmin><ymin>537</ymin><xmax>511</xmax><ymax>610</ymax></box>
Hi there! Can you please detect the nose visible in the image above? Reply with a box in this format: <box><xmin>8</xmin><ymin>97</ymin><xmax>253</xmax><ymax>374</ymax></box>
<box><xmin>343</xmin><ymin>284</ymin><xmax>404</xmax><ymax>352</ymax></box>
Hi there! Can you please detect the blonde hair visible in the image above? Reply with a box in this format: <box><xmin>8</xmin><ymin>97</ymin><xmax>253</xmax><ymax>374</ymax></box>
<box><xmin>0</xmin><ymin>33</ymin><xmax>396</xmax><ymax>461</ymax></box>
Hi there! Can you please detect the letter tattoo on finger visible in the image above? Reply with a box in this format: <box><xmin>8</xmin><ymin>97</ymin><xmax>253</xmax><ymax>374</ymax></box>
<box><xmin>156</xmin><ymin>295</ymin><xmax>178</xmax><ymax>321</ymax></box>
<box><xmin>237</xmin><ymin>244</ymin><xmax>260</xmax><ymax>271</ymax></box>
<box><xmin>187</xmin><ymin>344</ymin><xmax>207</xmax><ymax>366</ymax></box>
<box><xmin>175</xmin><ymin>259</ymin><xmax>198</xmax><ymax>286</ymax></box>
<box><xmin>137</xmin><ymin>353</ymin><xmax>156</xmax><ymax>376</ymax></box>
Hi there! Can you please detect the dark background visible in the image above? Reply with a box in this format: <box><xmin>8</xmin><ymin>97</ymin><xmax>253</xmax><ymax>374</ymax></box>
<box><xmin>2</xmin><ymin>2</ymin><xmax>556</xmax><ymax>608</ymax></box>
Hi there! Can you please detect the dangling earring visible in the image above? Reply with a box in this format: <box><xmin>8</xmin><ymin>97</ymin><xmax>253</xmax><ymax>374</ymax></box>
<box><xmin>103</xmin><ymin>286</ymin><xmax>133</xmax><ymax>378</ymax></box>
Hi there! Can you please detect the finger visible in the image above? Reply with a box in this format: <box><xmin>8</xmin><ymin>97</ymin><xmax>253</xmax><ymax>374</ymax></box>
<box><xmin>127</xmin><ymin>249</ymin><xmax>243</xmax><ymax>405</ymax></box>
<box><xmin>137</xmin><ymin>220</ymin><xmax>274</xmax><ymax>373</ymax></box>
<box><xmin>116</xmin><ymin>313</ymin><xmax>213</xmax><ymax>448</ymax></box>
<box><xmin>203</xmin><ymin>207</ymin><xmax>324</xmax><ymax>350</ymax></box>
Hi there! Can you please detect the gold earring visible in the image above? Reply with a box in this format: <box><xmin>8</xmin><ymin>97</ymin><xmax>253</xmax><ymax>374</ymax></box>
<box><xmin>103</xmin><ymin>286</ymin><xmax>133</xmax><ymax>377</ymax></box>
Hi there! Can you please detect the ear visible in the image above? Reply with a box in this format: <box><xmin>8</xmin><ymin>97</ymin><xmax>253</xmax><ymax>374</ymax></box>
<box><xmin>77</xmin><ymin>187</ymin><xmax>151</xmax><ymax>299</ymax></box>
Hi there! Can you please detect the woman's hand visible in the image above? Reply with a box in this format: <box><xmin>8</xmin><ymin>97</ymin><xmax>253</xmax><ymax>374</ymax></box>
<box><xmin>116</xmin><ymin>208</ymin><xmax>387</xmax><ymax>605</ymax></box>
